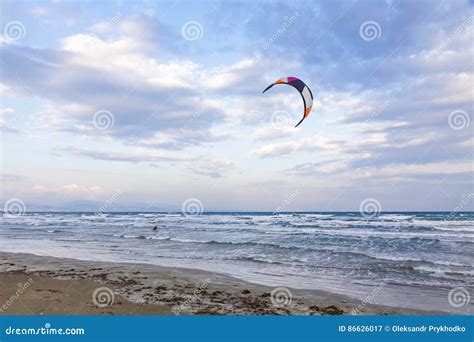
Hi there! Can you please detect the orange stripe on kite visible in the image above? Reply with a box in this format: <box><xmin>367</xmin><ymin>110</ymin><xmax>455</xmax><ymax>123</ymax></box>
<box><xmin>262</xmin><ymin>76</ymin><xmax>314</xmax><ymax>128</ymax></box>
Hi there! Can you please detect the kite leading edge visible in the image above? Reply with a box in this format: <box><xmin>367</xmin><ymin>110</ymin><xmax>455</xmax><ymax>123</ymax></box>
<box><xmin>262</xmin><ymin>77</ymin><xmax>314</xmax><ymax>127</ymax></box>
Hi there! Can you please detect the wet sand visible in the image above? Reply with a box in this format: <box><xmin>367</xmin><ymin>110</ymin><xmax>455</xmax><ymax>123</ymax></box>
<box><xmin>0</xmin><ymin>252</ymin><xmax>445</xmax><ymax>316</ymax></box>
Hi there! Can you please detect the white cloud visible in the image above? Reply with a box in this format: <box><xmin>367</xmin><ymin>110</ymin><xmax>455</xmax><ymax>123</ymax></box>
<box><xmin>251</xmin><ymin>141</ymin><xmax>297</xmax><ymax>158</ymax></box>
<box><xmin>32</xmin><ymin>183</ymin><xmax>105</xmax><ymax>197</ymax></box>
<box><xmin>1</xmin><ymin>2</ymin><xmax>472</xmax><ymax>210</ymax></box>
<box><xmin>188</xmin><ymin>159</ymin><xmax>237</xmax><ymax>178</ymax></box>
<box><xmin>61</xmin><ymin>147</ymin><xmax>194</xmax><ymax>163</ymax></box>
<box><xmin>252</xmin><ymin>125</ymin><xmax>296</xmax><ymax>141</ymax></box>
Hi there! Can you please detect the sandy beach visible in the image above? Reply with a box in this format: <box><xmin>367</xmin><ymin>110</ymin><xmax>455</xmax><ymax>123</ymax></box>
<box><xmin>0</xmin><ymin>252</ymin><xmax>446</xmax><ymax>316</ymax></box>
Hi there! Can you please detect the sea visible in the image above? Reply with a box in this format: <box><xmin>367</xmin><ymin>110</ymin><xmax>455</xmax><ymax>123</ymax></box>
<box><xmin>1</xmin><ymin>211</ymin><xmax>472</xmax><ymax>313</ymax></box>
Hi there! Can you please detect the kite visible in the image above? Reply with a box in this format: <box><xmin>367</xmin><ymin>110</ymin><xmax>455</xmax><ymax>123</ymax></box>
<box><xmin>262</xmin><ymin>77</ymin><xmax>314</xmax><ymax>127</ymax></box>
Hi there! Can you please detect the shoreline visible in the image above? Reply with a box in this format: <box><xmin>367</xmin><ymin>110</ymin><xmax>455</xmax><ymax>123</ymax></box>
<box><xmin>0</xmin><ymin>252</ymin><xmax>450</xmax><ymax>316</ymax></box>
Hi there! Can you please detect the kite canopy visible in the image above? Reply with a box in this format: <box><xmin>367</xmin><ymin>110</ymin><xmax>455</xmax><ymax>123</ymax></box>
<box><xmin>262</xmin><ymin>77</ymin><xmax>313</xmax><ymax>127</ymax></box>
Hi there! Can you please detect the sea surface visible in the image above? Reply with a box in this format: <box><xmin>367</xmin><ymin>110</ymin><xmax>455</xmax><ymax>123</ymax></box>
<box><xmin>1</xmin><ymin>212</ymin><xmax>473</xmax><ymax>313</ymax></box>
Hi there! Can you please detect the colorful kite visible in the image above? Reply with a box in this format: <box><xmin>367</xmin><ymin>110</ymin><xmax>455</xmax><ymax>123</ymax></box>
<box><xmin>262</xmin><ymin>77</ymin><xmax>314</xmax><ymax>127</ymax></box>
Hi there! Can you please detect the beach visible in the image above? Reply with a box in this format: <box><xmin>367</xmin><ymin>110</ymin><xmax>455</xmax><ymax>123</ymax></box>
<box><xmin>1</xmin><ymin>211</ymin><xmax>473</xmax><ymax>315</ymax></box>
<box><xmin>0</xmin><ymin>252</ymin><xmax>448</xmax><ymax>316</ymax></box>
<box><xmin>1</xmin><ymin>212</ymin><xmax>473</xmax><ymax>315</ymax></box>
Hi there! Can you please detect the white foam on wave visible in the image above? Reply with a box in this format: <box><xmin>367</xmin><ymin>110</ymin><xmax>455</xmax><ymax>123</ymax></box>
<box><xmin>2</xmin><ymin>212</ymin><xmax>474</xmax><ymax>290</ymax></box>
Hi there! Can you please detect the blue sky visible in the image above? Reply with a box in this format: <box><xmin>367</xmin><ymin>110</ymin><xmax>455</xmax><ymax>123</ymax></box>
<box><xmin>0</xmin><ymin>0</ymin><xmax>473</xmax><ymax>212</ymax></box>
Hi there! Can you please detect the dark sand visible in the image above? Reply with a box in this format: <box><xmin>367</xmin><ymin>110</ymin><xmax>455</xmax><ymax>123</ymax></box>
<box><xmin>0</xmin><ymin>252</ymin><xmax>445</xmax><ymax>316</ymax></box>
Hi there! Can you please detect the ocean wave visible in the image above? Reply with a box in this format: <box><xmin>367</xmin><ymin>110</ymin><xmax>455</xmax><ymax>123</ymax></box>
<box><xmin>281</xmin><ymin>227</ymin><xmax>474</xmax><ymax>242</ymax></box>
<box><xmin>382</xmin><ymin>279</ymin><xmax>458</xmax><ymax>288</ymax></box>
<box><xmin>229</xmin><ymin>256</ymin><xmax>285</xmax><ymax>265</ymax></box>
<box><xmin>379</xmin><ymin>214</ymin><xmax>414</xmax><ymax>220</ymax></box>
<box><xmin>115</xmin><ymin>234</ymin><xmax>147</xmax><ymax>239</ymax></box>
<box><xmin>301</xmin><ymin>214</ymin><xmax>334</xmax><ymax>219</ymax></box>
<box><xmin>121</xmin><ymin>234</ymin><xmax>470</xmax><ymax>270</ymax></box>
<box><xmin>2</xmin><ymin>212</ymin><xmax>473</xmax><ymax>294</ymax></box>
<box><xmin>445</xmin><ymin>270</ymin><xmax>474</xmax><ymax>277</ymax></box>
<box><xmin>145</xmin><ymin>236</ymin><xmax>171</xmax><ymax>240</ymax></box>
<box><xmin>430</xmin><ymin>226</ymin><xmax>474</xmax><ymax>233</ymax></box>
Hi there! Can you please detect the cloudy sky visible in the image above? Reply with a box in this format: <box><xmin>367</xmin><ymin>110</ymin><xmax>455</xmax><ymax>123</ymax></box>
<box><xmin>0</xmin><ymin>0</ymin><xmax>473</xmax><ymax>212</ymax></box>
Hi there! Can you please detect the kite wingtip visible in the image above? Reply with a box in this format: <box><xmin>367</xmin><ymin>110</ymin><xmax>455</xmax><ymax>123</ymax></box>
<box><xmin>262</xmin><ymin>83</ymin><xmax>275</xmax><ymax>93</ymax></box>
<box><xmin>294</xmin><ymin>119</ymin><xmax>304</xmax><ymax>128</ymax></box>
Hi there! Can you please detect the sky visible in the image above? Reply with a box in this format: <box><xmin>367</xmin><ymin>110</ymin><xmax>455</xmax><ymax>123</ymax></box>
<box><xmin>0</xmin><ymin>0</ymin><xmax>473</xmax><ymax>212</ymax></box>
